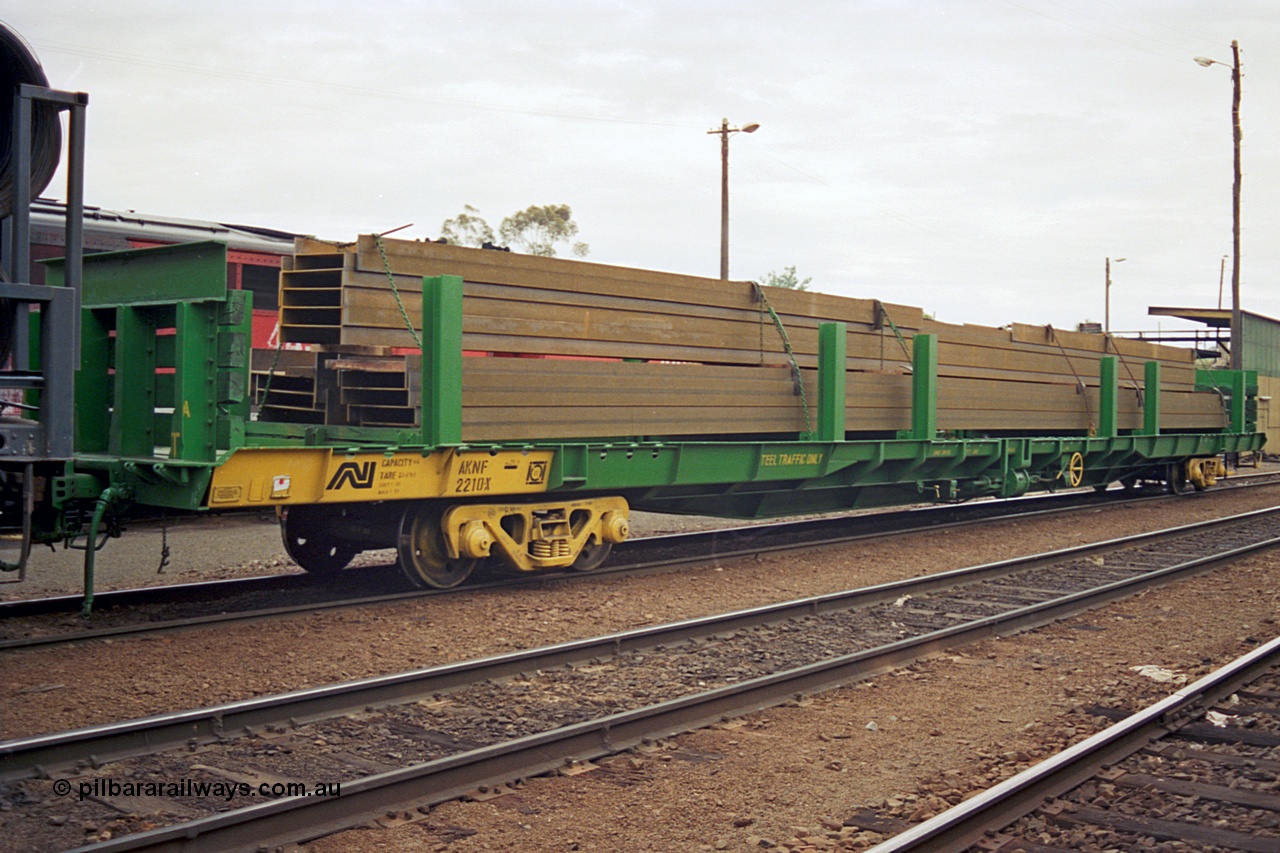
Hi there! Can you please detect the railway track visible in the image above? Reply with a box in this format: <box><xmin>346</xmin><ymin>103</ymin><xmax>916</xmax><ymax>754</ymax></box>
<box><xmin>5</xmin><ymin>476</ymin><xmax>1277</xmax><ymax>652</ymax></box>
<box><xmin>858</xmin><ymin>633</ymin><xmax>1280</xmax><ymax>852</ymax></box>
<box><xmin>3</xmin><ymin>506</ymin><xmax>1280</xmax><ymax>852</ymax></box>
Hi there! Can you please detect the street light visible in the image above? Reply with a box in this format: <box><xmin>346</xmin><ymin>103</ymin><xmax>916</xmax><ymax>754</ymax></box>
<box><xmin>1194</xmin><ymin>41</ymin><xmax>1243</xmax><ymax>370</ymax></box>
<box><xmin>707</xmin><ymin>118</ymin><xmax>760</xmax><ymax>280</ymax></box>
<box><xmin>1105</xmin><ymin>257</ymin><xmax>1126</xmax><ymax>332</ymax></box>
<box><xmin>1217</xmin><ymin>254</ymin><xmax>1228</xmax><ymax>310</ymax></box>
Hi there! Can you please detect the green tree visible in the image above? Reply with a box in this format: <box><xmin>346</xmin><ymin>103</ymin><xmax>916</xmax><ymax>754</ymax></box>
<box><xmin>440</xmin><ymin>204</ymin><xmax>496</xmax><ymax>248</ymax></box>
<box><xmin>760</xmin><ymin>265</ymin><xmax>811</xmax><ymax>291</ymax></box>
<box><xmin>499</xmin><ymin>204</ymin><xmax>589</xmax><ymax>258</ymax></box>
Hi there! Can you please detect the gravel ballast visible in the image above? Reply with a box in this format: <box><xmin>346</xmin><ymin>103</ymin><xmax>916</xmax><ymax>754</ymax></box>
<box><xmin>4</xmin><ymin>487</ymin><xmax>1280</xmax><ymax>852</ymax></box>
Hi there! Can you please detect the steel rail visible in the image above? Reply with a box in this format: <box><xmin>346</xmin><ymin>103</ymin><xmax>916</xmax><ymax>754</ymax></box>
<box><xmin>863</xmin><ymin>633</ymin><xmax>1280</xmax><ymax>853</ymax></box>
<box><xmin>7</xmin><ymin>466</ymin><xmax>1279</xmax><ymax>624</ymax></box>
<box><xmin>1</xmin><ymin>486</ymin><xmax>1124</xmax><ymax>618</ymax></box>
<box><xmin>49</xmin><ymin>509</ymin><xmax>1280</xmax><ymax>852</ymax></box>
<box><xmin>0</xmin><ymin>572</ymin><xmax>305</xmax><ymax>619</ymax></box>
<box><xmin>0</xmin><ymin>491</ymin><xmax>1120</xmax><ymax>650</ymax></box>
<box><xmin>6</xmin><ymin>505</ymin><xmax>1280</xmax><ymax>783</ymax></box>
<box><xmin>4</xmin><ymin>479</ymin><xmax>1268</xmax><ymax>651</ymax></box>
<box><xmin>4</xmin><ymin>502</ymin><xmax>1277</xmax><ymax>783</ymax></box>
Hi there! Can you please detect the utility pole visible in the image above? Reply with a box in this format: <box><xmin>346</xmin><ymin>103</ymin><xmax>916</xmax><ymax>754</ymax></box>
<box><xmin>718</xmin><ymin>119</ymin><xmax>730</xmax><ymax>280</ymax></box>
<box><xmin>1195</xmin><ymin>41</ymin><xmax>1244</xmax><ymax>370</ymax></box>
<box><xmin>707</xmin><ymin>118</ymin><xmax>759</xmax><ymax>280</ymax></box>
<box><xmin>1218</xmin><ymin>254</ymin><xmax>1227</xmax><ymax>309</ymax></box>
<box><xmin>1230</xmin><ymin>39</ymin><xmax>1242</xmax><ymax>370</ymax></box>
<box><xmin>1105</xmin><ymin>256</ymin><xmax>1124</xmax><ymax>332</ymax></box>
<box><xmin>1105</xmin><ymin>257</ymin><xmax>1111</xmax><ymax>333</ymax></box>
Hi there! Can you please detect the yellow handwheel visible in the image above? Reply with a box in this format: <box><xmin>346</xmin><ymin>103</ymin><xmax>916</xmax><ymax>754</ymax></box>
<box><xmin>1066</xmin><ymin>452</ymin><xmax>1085</xmax><ymax>488</ymax></box>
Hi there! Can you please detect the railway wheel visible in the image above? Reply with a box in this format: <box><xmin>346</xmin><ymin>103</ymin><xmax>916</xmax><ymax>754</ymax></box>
<box><xmin>571</xmin><ymin>540</ymin><xmax>612</xmax><ymax>572</ymax></box>
<box><xmin>280</xmin><ymin>506</ymin><xmax>357</xmax><ymax>576</ymax></box>
<box><xmin>1166</xmin><ymin>462</ymin><xmax>1190</xmax><ymax>495</ymax></box>
<box><xmin>398</xmin><ymin>503</ymin><xmax>477</xmax><ymax>589</ymax></box>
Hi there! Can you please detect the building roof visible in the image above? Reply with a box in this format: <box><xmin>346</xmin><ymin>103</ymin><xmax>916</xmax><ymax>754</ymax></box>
<box><xmin>30</xmin><ymin>198</ymin><xmax>301</xmax><ymax>256</ymax></box>
<box><xmin>1148</xmin><ymin>306</ymin><xmax>1280</xmax><ymax>329</ymax></box>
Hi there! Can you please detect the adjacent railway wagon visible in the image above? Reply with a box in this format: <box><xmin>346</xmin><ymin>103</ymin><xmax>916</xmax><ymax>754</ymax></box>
<box><xmin>27</xmin><ymin>236</ymin><xmax>1263</xmax><ymax>600</ymax></box>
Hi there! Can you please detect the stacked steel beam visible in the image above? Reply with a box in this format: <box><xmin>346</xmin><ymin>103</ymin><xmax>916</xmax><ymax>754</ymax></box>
<box><xmin>257</xmin><ymin>235</ymin><xmax>1223</xmax><ymax>441</ymax></box>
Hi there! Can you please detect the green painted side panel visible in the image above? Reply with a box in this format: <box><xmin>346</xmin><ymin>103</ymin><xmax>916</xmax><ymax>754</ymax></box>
<box><xmin>1231</xmin><ymin>370</ymin><xmax>1247</xmax><ymax>434</ymax></box>
<box><xmin>1143</xmin><ymin>361</ymin><xmax>1160</xmax><ymax>436</ymax></box>
<box><xmin>1198</xmin><ymin>368</ymin><xmax>1258</xmax><ymax>394</ymax></box>
<box><xmin>816</xmin><ymin>322</ymin><xmax>847</xmax><ymax>442</ymax></box>
<box><xmin>1098</xmin><ymin>356</ymin><xmax>1118</xmax><ymax>437</ymax></box>
<box><xmin>421</xmin><ymin>275</ymin><xmax>464</xmax><ymax>446</ymax></box>
<box><xmin>76</xmin><ymin>310</ymin><xmax>112</xmax><ymax>453</ymax></box>
<box><xmin>110</xmin><ymin>307</ymin><xmax>156</xmax><ymax>457</ymax></box>
<box><xmin>544</xmin><ymin>429</ymin><xmax>1264</xmax><ymax>518</ymax></box>
<box><xmin>70</xmin><ymin>456</ymin><xmax>217</xmax><ymax>512</ymax></box>
<box><xmin>219</xmin><ymin>289</ymin><xmax>252</xmax><ymax>448</ymax></box>
<box><xmin>61</xmin><ymin>243</ymin><xmax>254</xmax><ymax>509</ymax></box>
<box><xmin>173</xmin><ymin>301</ymin><xmax>217</xmax><ymax>462</ymax></box>
<box><xmin>47</xmin><ymin>241</ymin><xmax>229</xmax><ymax>307</ymax></box>
<box><xmin>1198</xmin><ymin>368</ymin><xmax>1257</xmax><ymax>433</ymax></box>
<box><xmin>911</xmin><ymin>333</ymin><xmax>937</xmax><ymax>440</ymax></box>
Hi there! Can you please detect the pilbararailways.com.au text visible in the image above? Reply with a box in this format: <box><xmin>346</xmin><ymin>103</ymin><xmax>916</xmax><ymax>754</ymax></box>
<box><xmin>53</xmin><ymin>777</ymin><xmax>340</xmax><ymax>802</ymax></box>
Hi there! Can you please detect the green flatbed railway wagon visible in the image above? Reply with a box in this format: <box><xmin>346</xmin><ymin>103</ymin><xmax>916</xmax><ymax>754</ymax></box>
<box><xmin>0</xmin><ymin>22</ymin><xmax>1262</xmax><ymax>614</ymax></box>
<box><xmin>20</xmin><ymin>238</ymin><xmax>1263</xmax><ymax>609</ymax></box>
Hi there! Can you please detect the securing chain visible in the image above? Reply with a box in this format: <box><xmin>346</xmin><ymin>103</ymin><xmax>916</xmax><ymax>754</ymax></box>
<box><xmin>1103</xmin><ymin>332</ymin><xmax>1145</xmax><ymax>406</ymax></box>
<box><xmin>876</xmin><ymin>301</ymin><xmax>914</xmax><ymax>365</ymax></box>
<box><xmin>254</xmin><ymin>323</ymin><xmax>285</xmax><ymax>408</ymax></box>
<box><xmin>375</xmin><ymin>233</ymin><xmax>424</xmax><ymax>350</ymax></box>
<box><xmin>753</xmin><ymin>283</ymin><xmax>813</xmax><ymax>436</ymax></box>
<box><xmin>1047</xmin><ymin>325</ymin><xmax>1095</xmax><ymax>433</ymax></box>
<box><xmin>758</xmin><ymin>293</ymin><xmax>766</xmax><ymax>366</ymax></box>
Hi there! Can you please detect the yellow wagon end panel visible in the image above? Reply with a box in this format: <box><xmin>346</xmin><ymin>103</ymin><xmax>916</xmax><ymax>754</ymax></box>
<box><xmin>207</xmin><ymin>447</ymin><xmax>554</xmax><ymax>508</ymax></box>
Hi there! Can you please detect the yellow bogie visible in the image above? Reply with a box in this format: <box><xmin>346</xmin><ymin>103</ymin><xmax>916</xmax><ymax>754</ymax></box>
<box><xmin>1186</xmin><ymin>457</ymin><xmax>1227</xmax><ymax>491</ymax></box>
<box><xmin>443</xmin><ymin>497</ymin><xmax>630</xmax><ymax>572</ymax></box>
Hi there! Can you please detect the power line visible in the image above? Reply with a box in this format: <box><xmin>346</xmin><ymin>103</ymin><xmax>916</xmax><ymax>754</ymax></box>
<box><xmin>1001</xmin><ymin>0</ymin><xmax>1203</xmax><ymax>63</ymax></box>
<box><xmin>32</xmin><ymin>38</ymin><xmax>697</xmax><ymax>129</ymax></box>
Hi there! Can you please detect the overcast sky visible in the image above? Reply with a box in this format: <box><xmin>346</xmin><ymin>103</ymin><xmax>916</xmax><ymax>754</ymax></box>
<box><xmin>6</xmin><ymin>2</ymin><xmax>1278</xmax><ymax>334</ymax></box>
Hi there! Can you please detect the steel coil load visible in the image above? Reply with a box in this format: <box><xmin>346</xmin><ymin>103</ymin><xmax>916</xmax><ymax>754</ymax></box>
<box><xmin>0</xmin><ymin>22</ymin><xmax>62</xmax><ymax>220</ymax></box>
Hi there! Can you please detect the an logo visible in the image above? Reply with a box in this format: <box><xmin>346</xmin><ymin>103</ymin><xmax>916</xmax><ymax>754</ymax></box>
<box><xmin>326</xmin><ymin>461</ymin><xmax>376</xmax><ymax>490</ymax></box>
<box><xmin>526</xmin><ymin>461</ymin><xmax>548</xmax><ymax>485</ymax></box>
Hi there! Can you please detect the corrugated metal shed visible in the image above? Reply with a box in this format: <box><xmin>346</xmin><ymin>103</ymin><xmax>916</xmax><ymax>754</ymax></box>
<box><xmin>1150</xmin><ymin>305</ymin><xmax>1280</xmax><ymax>441</ymax></box>
<box><xmin>1149</xmin><ymin>305</ymin><xmax>1280</xmax><ymax>377</ymax></box>
<box><xmin>30</xmin><ymin>197</ymin><xmax>299</xmax><ymax>255</ymax></box>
